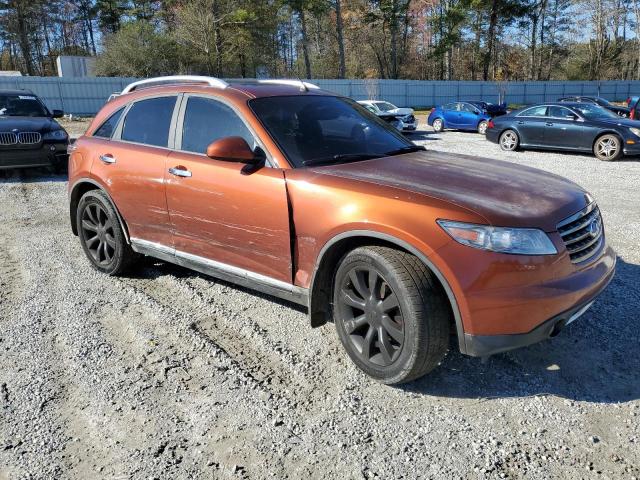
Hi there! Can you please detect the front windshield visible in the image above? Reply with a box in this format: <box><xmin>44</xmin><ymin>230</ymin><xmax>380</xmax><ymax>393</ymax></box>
<box><xmin>249</xmin><ymin>96</ymin><xmax>414</xmax><ymax>167</ymax></box>
<box><xmin>0</xmin><ymin>94</ymin><xmax>49</xmax><ymax>117</ymax></box>
<box><xmin>593</xmin><ymin>97</ymin><xmax>612</xmax><ymax>107</ymax></box>
<box><xmin>572</xmin><ymin>103</ymin><xmax>618</xmax><ymax>119</ymax></box>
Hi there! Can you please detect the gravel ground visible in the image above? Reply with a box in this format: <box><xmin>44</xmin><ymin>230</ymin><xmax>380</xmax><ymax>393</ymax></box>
<box><xmin>0</xmin><ymin>127</ymin><xmax>639</xmax><ymax>479</ymax></box>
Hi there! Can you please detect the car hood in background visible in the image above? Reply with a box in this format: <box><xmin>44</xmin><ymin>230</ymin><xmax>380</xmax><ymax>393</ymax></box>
<box><xmin>0</xmin><ymin>116</ymin><xmax>59</xmax><ymax>132</ymax></box>
<box><xmin>388</xmin><ymin>107</ymin><xmax>414</xmax><ymax>116</ymax></box>
<box><xmin>311</xmin><ymin>151</ymin><xmax>589</xmax><ymax>232</ymax></box>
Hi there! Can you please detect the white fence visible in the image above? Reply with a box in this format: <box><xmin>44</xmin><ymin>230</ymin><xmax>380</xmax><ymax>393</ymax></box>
<box><xmin>2</xmin><ymin>76</ymin><xmax>639</xmax><ymax>115</ymax></box>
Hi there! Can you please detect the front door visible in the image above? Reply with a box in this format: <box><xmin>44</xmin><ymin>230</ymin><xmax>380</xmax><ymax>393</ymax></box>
<box><xmin>164</xmin><ymin>94</ymin><xmax>292</xmax><ymax>283</ymax></box>
<box><xmin>458</xmin><ymin>102</ymin><xmax>479</xmax><ymax>129</ymax></box>
<box><xmin>544</xmin><ymin>106</ymin><xmax>587</xmax><ymax>149</ymax></box>
<box><xmin>90</xmin><ymin>95</ymin><xmax>178</xmax><ymax>246</ymax></box>
<box><xmin>514</xmin><ymin>105</ymin><xmax>548</xmax><ymax>145</ymax></box>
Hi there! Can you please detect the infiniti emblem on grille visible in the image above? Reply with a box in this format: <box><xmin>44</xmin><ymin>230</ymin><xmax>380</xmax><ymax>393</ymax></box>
<box><xmin>588</xmin><ymin>218</ymin><xmax>600</xmax><ymax>237</ymax></box>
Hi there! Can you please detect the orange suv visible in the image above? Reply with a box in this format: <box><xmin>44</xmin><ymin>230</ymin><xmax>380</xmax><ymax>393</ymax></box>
<box><xmin>68</xmin><ymin>76</ymin><xmax>616</xmax><ymax>384</ymax></box>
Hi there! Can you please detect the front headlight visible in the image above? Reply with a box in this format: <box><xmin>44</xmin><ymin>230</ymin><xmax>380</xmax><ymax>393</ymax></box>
<box><xmin>43</xmin><ymin>129</ymin><xmax>68</xmax><ymax>141</ymax></box>
<box><xmin>437</xmin><ymin>220</ymin><xmax>557</xmax><ymax>255</ymax></box>
<box><xmin>629</xmin><ymin>127</ymin><xmax>640</xmax><ymax>137</ymax></box>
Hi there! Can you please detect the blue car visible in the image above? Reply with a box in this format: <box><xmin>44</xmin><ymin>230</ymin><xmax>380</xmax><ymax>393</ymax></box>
<box><xmin>485</xmin><ymin>102</ymin><xmax>640</xmax><ymax>161</ymax></box>
<box><xmin>427</xmin><ymin>101</ymin><xmax>492</xmax><ymax>134</ymax></box>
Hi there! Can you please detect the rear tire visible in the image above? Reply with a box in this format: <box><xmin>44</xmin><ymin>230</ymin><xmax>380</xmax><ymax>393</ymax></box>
<box><xmin>499</xmin><ymin>129</ymin><xmax>519</xmax><ymax>151</ymax></box>
<box><xmin>478</xmin><ymin>120</ymin><xmax>488</xmax><ymax>135</ymax></box>
<box><xmin>593</xmin><ymin>134</ymin><xmax>623</xmax><ymax>161</ymax></box>
<box><xmin>76</xmin><ymin>189</ymin><xmax>138</xmax><ymax>275</ymax></box>
<box><xmin>333</xmin><ymin>246</ymin><xmax>450</xmax><ymax>385</ymax></box>
<box><xmin>432</xmin><ymin>118</ymin><xmax>444</xmax><ymax>132</ymax></box>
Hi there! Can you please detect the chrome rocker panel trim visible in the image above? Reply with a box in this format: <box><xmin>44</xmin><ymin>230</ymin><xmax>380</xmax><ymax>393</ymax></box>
<box><xmin>130</xmin><ymin>238</ymin><xmax>308</xmax><ymax>306</ymax></box>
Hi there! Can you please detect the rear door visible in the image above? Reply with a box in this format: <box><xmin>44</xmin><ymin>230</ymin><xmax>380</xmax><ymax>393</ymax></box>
<box><xmin>514</xmin><ymin>105</ymin><xmax>548</xmax><ymax>145</ymax></box>
<box><xmin>164</xmin><ymin>94</ymin><xmax>292</xmax><ymax>283</ymax></box>
<box><xmin>90</xmin><ymin>95</ymin><xmax>178</xmax><ymax>246</ymax></box>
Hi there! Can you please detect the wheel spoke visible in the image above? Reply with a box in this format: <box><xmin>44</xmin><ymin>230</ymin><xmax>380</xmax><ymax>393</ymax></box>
<box><xmin>85</xmin><ymin>235</ymin><xmax>100</xmax><ymax>248</ymax></box>
<box><xmin>349</xmin><ymin>269</ymin><xmax>369</xmax><ymax>299</ymax></box>
<box><xmin>341</xmin><ymin>288</ymin><xmax>366</xmax><ymax>310</ymax></box>
<box><xmin>86</xmin><ymin>205</ymin><xmax>98</xmax><ymax>224</ymax></box>
<box><xmin>82</xmin><ymin>220</ymin><xmax>97</xmax><ymax>232</ymax></box>
<box><xmin>360</xmin><ymin>326</ymin><xmax>375</xmax><ymax>359</ymax></box>
<box><xmin>381</xmin><ymin>314</ymin><xmax>404</xmax><ymax>343</ymax></box>
<box><xmin>377</xmin><ymin>326</ymin><xmax>394</xmax><ymax>363</ymax></box>
<box><xmin>344</xmin><ymin>314</ymin><xmax>368</xmax><ymax>334</ymax></box>
<box><xmin>380</xmin><ymin>293</ymin><xmax>399</xmax><ymax>313</ymax></box>
<box><xmin>105</xmin><ymin>233</ymin><xmax>116</xmax><ymax>248</ymax></box>
<box><xmin>368</xmin><ymin>268</ymin><xmax>379</xmax><ymax>299</ymax></box>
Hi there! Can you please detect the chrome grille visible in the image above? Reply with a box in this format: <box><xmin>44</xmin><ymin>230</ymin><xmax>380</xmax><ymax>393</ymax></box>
<box><xmin>557</xmin><ymin>203</ymin><xmax>604</xmax><ymax>264</ymax></box>
<box><xmin>0</xmin><ymin>132</ymin><xmax>18</xmax><ymax>145</ymax></box>
<box><xmin>17</xmin><ymin>132</ymin><xmax>41</xmax><ymax>144</ymax></box>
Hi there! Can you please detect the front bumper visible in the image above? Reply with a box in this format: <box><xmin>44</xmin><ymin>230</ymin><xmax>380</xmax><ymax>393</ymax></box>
<box><xmin>0</xmin><ymin>142</ymin><xmax>68</xmax><ymax>169</ymax></box>
<box><xmin>463</xmin><ymin>262</ymin><xmax>615</xmax><ymax>357</ymax></box>
<box><xmin>400</xmin><ymin>121</ymin><xmax>417</xmax><ymax>131</ymax></box>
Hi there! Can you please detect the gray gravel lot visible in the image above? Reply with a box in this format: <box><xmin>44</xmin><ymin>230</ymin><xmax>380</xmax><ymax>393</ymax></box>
<box><xmin>1</xmin><ymin>128</ymin><xmax>639</xmax><ymax>479</ymax></box>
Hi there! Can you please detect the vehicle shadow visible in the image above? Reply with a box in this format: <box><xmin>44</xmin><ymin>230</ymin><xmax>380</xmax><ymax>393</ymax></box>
<box><xmin>406</xmin><ymin>130</ymin><xmax>443</xmax><ymax>142</ymax></box>
<box><xmin>0</xmin><ymin>168</ymin><xmax>67</xmax><ymax>183</ymax></box>
<box><xmin>402</xmin><ymin>257</ymin><xmax>640</xmax><ymax>404</ymax></box>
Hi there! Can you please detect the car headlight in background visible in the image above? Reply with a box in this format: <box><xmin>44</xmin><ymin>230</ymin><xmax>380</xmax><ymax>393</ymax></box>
<box><xmin>437</xmin><ymin>220</ymin><xmax>557</xmax><ymax>255</ymax></box>
<box><xmin>629</xmin><ymin>127</ymin><xmax>640</xmax><ymax>137</ymax></box>
<box><xmin>43</xmin><ymin>129</ymin><xmax>68</xmax><ymax>141</ymax></box>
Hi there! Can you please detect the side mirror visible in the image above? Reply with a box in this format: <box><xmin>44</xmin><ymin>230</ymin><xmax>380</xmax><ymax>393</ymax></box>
<box><xmin>52</xmin><ymin>109</ymin><xmax>64</xmax><ymax>118</ymax></box>
<box><xmin>206</xmin><ymin>136</ymin><xmax>264</xmax><ymax>165</ymax></box>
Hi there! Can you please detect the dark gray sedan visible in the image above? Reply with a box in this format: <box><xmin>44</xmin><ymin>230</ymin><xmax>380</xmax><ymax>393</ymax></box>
<box><xmin>485</xmin><ymin>102</ymin><xmax>640</xmax><ymax>161</ymax></box>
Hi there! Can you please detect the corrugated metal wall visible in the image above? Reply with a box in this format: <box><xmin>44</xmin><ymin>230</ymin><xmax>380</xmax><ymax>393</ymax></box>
<box><xmin>3</xmin><ymin>76</ymin><xmax>640</xmax><ymax>115</ymax></box>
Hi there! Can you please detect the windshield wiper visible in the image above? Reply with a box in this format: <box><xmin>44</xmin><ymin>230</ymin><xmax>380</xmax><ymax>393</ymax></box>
<box><xmin>302</xmin><ymin>152</ymin><xmax>386</xmax><ymax>167</ymax></box>
<box><xmin>384</xmin><ymin>145</ymin><xmax>426</xmax><ymax>156</ymax></box>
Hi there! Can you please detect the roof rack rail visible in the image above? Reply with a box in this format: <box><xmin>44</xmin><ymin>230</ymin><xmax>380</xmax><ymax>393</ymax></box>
<box><xmin>121</xmin><ymin>76</ymin><xmax>229</xmax><ymax>95</ymax></box>
<box><xmin>258</xmin><ymin>79</ymin><xmax>320</xmax><ymax>91</ymax></box>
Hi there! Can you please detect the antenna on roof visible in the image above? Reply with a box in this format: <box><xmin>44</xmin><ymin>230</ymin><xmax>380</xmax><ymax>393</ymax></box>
<box><xmin>297</xmin><ymin>75</ymin><xmax>309</xmax><ymax>93</ymax></box>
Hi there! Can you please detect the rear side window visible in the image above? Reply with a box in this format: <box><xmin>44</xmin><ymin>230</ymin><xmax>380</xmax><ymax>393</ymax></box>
<box><xmin>518</xmin><ymin>106</ymin><xmax>547</xmax><ymax>117</ymax></box>
<box><xmin>121</xmin><ymin>96</ymin><xmax>176</xmax><ymax>147</ymax></box>
<box><xmin>180</xmin><ymin>96</ymin><xmax>254</xmax><ymax>154</ymax></box>
<box><xmin>548</xmin><ymin>106</ymin><xmax>573</xmax><ymax>118</ymax></box>
<box><xmin>443</xmin><ymin>103</ymin><xmax>457</xmax><ymax>110</ymax></box>
<box><xmin>93</xmin><ymin>107</ymin><xmax>124</xmax><ymax>138</ymax></box>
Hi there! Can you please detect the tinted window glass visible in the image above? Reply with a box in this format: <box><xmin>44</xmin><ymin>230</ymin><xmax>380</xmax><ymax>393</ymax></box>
<box><xmin>181</xmin><ymin>97</ymin><xmax>254</xmax><ymax>154</ymax></box>
<box><xmin>519</xmin><ymin>106</ymin><xmax>547</xmax><ymax>117</ymax></box>
<box><xmin>460</xmin><ymin>103</ymin><xmax>476</xmax><ymax>113</ymax></box>
<box><xmin>548</xmin><ymin>106</ymin><xmax>573</xmax><ymax>118</ymax></box>
<box><xmin>121</xmin><ymin>96</ymin><xmax>176</xmax><ymax>147</ymax></box>
<box><xmin>93</xmin><ymin>107</ymin><xmax>124</xmax><ymax>138</ymax></box>
<box><xmin>573</xmin><ymin>104</ymin><xmax>618</xmax><ymax>119</ymax></box>
<box><xmin>443</xmin><ymin>103</ymin><xmax>457</xmax><ymax>111</ymax></box>
<box><xmin>249</xmin><ymin>96</ymin><xmax>411</xmax><ymax>168</ymax></box>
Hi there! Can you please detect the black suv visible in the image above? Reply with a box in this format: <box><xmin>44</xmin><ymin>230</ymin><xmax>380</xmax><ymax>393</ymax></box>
<box><xmin>0</xmin><ymin>90</ymin><xmax>69</xmax><ymax>173</ymax></box>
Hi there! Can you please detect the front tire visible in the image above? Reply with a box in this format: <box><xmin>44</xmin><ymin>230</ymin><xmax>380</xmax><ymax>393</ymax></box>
<box><xmin>333</xmin><ymin>246</ymin><xmax>450</xmax><ymax>385</ymax></box>
<box><xmin>76</xmin><ymin>190</ymin><xmax>138</xmax><ymax>275</ymax></box>
<box><xmin>432</xmin><ymin>118</ymin><xmax>444</xmax><ymax>132</ymax></box>
<box><xmin>478</xmin><ymin>120</ymin><xmax>488</xmax><ymax>135</ymax></box>
<box><xmin>499</xmin><ymin>129</ymin><xmax>519</xmax><ymax>151</ymax></box>
<box><xmin>593</xmin><ymin>134</ymin><xmax>623</xmax><ymax>161</ymax></box>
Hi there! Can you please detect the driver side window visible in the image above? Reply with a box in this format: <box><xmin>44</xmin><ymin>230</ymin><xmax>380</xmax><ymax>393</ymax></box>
<box><xmin>181</xmin><ymin>96</ymin><xmax>255</xmax><ymax>154</ymax></box>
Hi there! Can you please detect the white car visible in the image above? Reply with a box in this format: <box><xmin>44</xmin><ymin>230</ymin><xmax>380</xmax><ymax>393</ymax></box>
<box><xmin>357</xmin><ymin>100</ymin><xmax>417</xmax><ymax>132</ymax></box>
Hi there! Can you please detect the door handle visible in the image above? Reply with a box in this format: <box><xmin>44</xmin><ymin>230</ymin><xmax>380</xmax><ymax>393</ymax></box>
<box><xmin>517</xmin><ymin>121</ymin><xmax>525</xmax><ymax>125</ymax></box>
<box><xmin>169</xmin><ymin>166</ymin><xmax>192</xmax><ymax>178</ymax></box>
<box><xmin>546</xmin><ymin>122</ymin><xmax>554</xmax><ymax>126</ymax></box>
<box><xmin>99</xmin><ymin>154</ymin><xmax>116</xmax><ymax>164</ymax></box>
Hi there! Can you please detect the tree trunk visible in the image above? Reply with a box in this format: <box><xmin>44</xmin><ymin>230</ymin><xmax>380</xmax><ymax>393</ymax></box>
<box><xmin>15</xmin><ymin>1</ymin><xmax>34</xmax><ymax>75</ymax></box>
<box><xmin>335</xmin><ymin>0</ymin><xmax>346</xmax><ymax>78</ymax></box>
<box><xmin>299</xmin><ymin>9</ymin><xmax>312</xmax><ymax>79</ymax></box>
<box><xmin>483</xmin><ymin>0</ymin><xmax>499</xmax><ymax>81</ymax></box>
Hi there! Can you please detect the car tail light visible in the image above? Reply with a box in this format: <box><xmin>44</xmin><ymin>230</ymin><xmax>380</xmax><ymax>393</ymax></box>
<box><xmin>487</xmin><ymin>119</ymin><xmax>495</xmax><ymax>129</ymax></box>
<box><xmin>627</xmin><ymin>97</ymin><xmax>631</xmax><ymax>106</ymax></box>
<box><xmin>631</xmin><ymin>108</ymin><xmax>636</xmax><ymax>120</ymax></box>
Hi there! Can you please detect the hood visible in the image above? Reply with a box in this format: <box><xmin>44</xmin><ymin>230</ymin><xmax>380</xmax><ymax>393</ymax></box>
<box><xmin>0</xmin><ymin>116</ymin><xmax>60</xmax><ymax>132</ymax></box>
<box><xmin>311</xmin><ymin>150</ymin><xmax>590</xmax><ymax>232</ymax></box>
<box><xmin>597</xmin><ymin>117</ymin><xmax>639</xmax><ymax>128</ymax></box>
<box><xmin>389</xmin><ymin>107</ymin><xmax>413</xmax><ymax>116</ymax></box>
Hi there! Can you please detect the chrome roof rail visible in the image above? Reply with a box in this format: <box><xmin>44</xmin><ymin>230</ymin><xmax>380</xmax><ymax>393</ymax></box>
<box><xmin>258</xmin><ymin>79</ymin><xmax>320</xmax><ymax>91</ymax></box>
<box><xmin>121</xmin><ymin>75</ymin><xmax>229</xmax><ymax>94</ymax></box>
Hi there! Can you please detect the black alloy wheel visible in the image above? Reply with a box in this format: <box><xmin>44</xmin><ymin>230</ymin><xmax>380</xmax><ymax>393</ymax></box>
<box><xmin>76</xmin><ymin>189</ymin><xmax>138</xmax><ymax>275</ymax></box>
<box><xmin>81</xmin><ymin>202</ymin><xmax>116</xmax><ymax>266</ymax></box>
<box><xmin>337</xmin><ymin>265</ymin><xmax>405</xmax><ymax>367</ymax></box>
